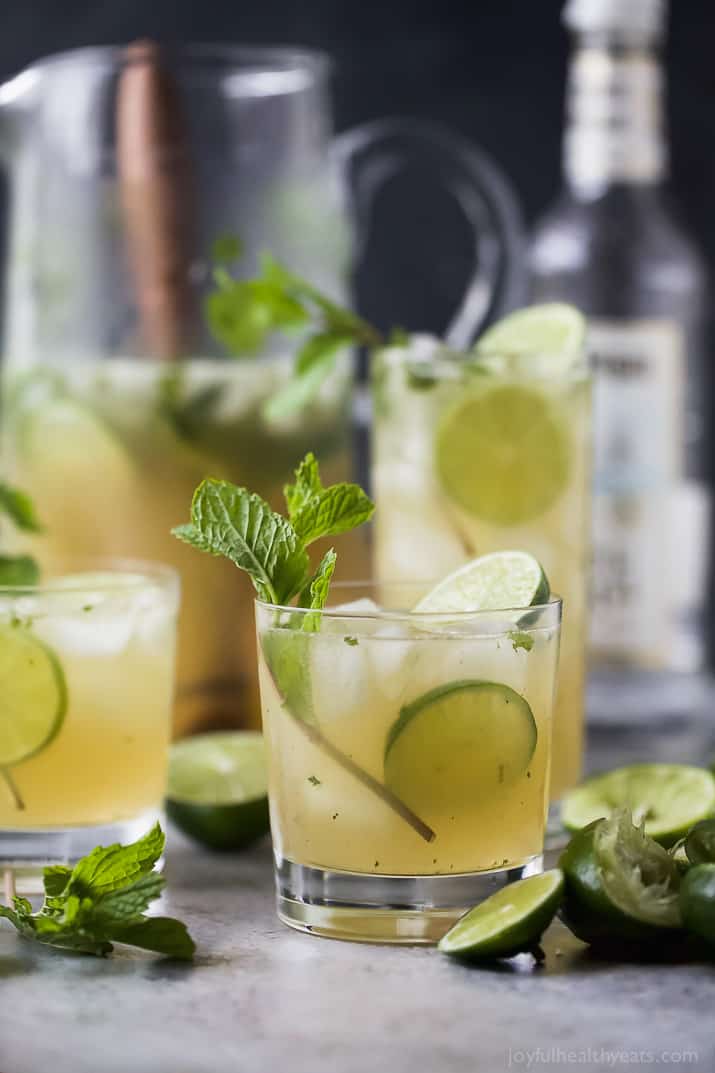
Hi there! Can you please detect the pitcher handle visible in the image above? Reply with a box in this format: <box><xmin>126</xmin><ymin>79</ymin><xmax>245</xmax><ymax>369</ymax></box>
<box><xmin>333</xmin><ymin>117</ymin><xmax>526</xmax><ymax>347</ymax></box>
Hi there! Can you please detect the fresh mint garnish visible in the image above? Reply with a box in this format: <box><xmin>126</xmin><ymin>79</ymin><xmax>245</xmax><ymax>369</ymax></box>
<box><xmin>205</xmin><ymin>251</ymin><xmax>386</xmax><ymax>417</ymax></box>
<box><xmin>0</xmin><ymin>481</ymin><xmax>42</xmax><ymax>586</ymax></box>
<box><xmin>174</xmin><ymin>454</ymin><xmax>434</xmax><ymax>842</ymax></box>
<box><xmin>0</xmin><ymin>824</ymin><xmax>195</xmax><ymax>959</ymax></box>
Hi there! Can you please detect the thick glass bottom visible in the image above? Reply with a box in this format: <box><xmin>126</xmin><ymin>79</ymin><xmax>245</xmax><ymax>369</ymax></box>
<box><xmin>0</xmin><ymin>809</ymin><xmax>162</xmax><ymax>894</ymax></box>
<box><xmin>275</xmin><ymin>854</ymin><xmax>543</xmax><ymax>944</ymax></box>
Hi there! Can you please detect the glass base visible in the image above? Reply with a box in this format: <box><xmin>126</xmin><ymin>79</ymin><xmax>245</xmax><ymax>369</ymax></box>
<box><xmin>275</xmin><ymin>854</ymin><xmax>543</xmax><ymax>944</ymax></box>
<box><xmin>0</xmin><ymin>809</ymin><xmax>162</xmax><ymax>894</ymax></box>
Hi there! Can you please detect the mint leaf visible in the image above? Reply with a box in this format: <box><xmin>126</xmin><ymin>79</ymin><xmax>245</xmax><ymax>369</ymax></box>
<box><xmin>308</xmin><ymin>549</ymin><xmax>336</xmax><ymax>612</ymax></box>
<box><xmin>173</xmin><ymin>480</ymin><xmax>309</xmax><ymax>605</ymax></box>
<box><xmin>263</xmin><ymin>331</ymin><xmax>352</xmax><ymax>420</ymax></box>
<box><xmin>0</xmin><ymin>481</ymin><xmax>43</xmax><ymax>532</ymax></box>
<box><xmin>292</xmin><ymin>483</ymin><xmax>375</xmax><ymax>547</ymax></box>
<box><xmin>509</xmin><ymin>630</ymin><xmax>534</xmax><ymax>653</ymax></box>
<box><xmin>92</xmin><ymin>872</ymin><xmax>165</xmax><ymax>925</ymax></box>
<box><xmin>284</xmin><ymin>452</ymin><xmax>322</xmax><ymax>520</ymax></box>
<box><xmin>67</xmin><ymin>822</ymin><xmax>164</xmax><ymax>898</ymax></box>
<box><xmin>0</xmin><ymin>554</ymin><xmax>40</xmax><ymax>586</ymax></box>
<box><xmin>43</xmin><ymin>864</ymin><xmax>72</xmax><ymax>899</ymax></box>
<box><xmin>261</xmin><ymin>629</ymin><xmax>314</xmax><ymax>725</ymax></box>
<box><xmin>106</xmin><ymin>917</ymin><xmax>195</xmax><ymax>960</ymax></box>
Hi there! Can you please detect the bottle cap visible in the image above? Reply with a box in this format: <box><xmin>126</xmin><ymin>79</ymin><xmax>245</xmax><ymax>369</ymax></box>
<box><xmin>563</xmin><ymin>0</ymin><xmax>667</xmax><ymax>42</ymax></box>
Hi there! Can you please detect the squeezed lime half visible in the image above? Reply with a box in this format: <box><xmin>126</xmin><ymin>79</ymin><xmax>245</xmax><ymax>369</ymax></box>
<box><xmin>562</xmin><ymin>764</ymin><xmax>715</xmax><ymax>846</ymax></box>
<box><xmin>474</xmin><ymin>303</ymin><xmax>586</xmax><ymax>372</ymax></box>
<box><xmin>413</xmin><ymin>550</ymin><xmax>549</xmax><ymax>615</ymax></box>
<box><xmin>0</xmin><ymin>623</ymin><xmax>67</xmax><ymax>768</ymax></box>
<box><xmin>384</xmin><ymin>680</ymin><xmax>537</xmax><ymax>817</ymax></box>
<box><xmin>439</xmin><ymin>869</ymin><xmax>564</xmax><ymax>961</ymax></box>
<box><xmin>167</xmin><ymin>731</ymin><xmax>270</xmax><ymax>851</ymax></box>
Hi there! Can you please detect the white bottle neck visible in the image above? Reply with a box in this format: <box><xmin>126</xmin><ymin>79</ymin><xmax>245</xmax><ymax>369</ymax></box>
<box><xmin>563</xmin><ymin>42</ymin><xmax>667</xmax><ymax>196</ymax></box>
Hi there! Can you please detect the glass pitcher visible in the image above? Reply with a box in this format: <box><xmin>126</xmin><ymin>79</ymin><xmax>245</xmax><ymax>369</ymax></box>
<box><xmin>0</xmin><ymin>43</ymin><xmax>525</xmax><ymax>737</ymax></box>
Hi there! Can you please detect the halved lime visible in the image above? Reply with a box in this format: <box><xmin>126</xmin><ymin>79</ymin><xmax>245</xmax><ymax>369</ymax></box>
<box><xmin>438</xmin><ymin>869</ymin><xmax>564</xmax><ymax>961</ymax></box>
<box><xmin>560</xmin><ymin>811</ymin><xmax>682</xmax><ymax>947</ymax></box>
<box><xmin>413</xmin><ymin>550</ymin><xmax>549</xmax><ymax>615</ymax></box>
<box><xmin>0</xmin><ymin>623</ymin><xmax>67</xmax><ymax>767</ymax></box>
<box><xmin>562</xmin><ymin>764</ymin><xmax>715</xmax><ymax>846</ymax></box>
<box><xmin>384</xmin><ymin>680</ymin><xmax>537</xmax><ymax>818</ymax></box>
<box><xmin>435</xmin><ymin>384</ymin><xmax>571</xmax><ymax>525</ymax></box>
<box><xmin>474</xmin><ymin>303</ymin><xmax>586</xmax><ymax>373</ymax></box>
<box><xmin>680</xmin><ymin>863</ymin><xmax>715</xmax><ymax>945</ymax></box>
<box><xmin>166</xmin><ymin>731</ymin><xmax>270</xmax><ymax>851</ymax></box>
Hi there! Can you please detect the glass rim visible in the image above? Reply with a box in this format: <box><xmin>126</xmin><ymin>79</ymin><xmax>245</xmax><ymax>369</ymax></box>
<box><xmin>380</xmin><ymin>340</ymin><xmax>590</xmax><ymax>386</ymax></box>
<box><xmin>14</xmin><ymin>42</ymin><xmax>332</xmax><ymax>85</ymax></box>
<box><xmin>255</xmin><ymin>581</ymin><xmax>562</xmax><ymax>623</ymax></box>
<box><xmin>0</xmin><ymin>556</ymin><xmax>180</xmax><ymax>596</ymax></box>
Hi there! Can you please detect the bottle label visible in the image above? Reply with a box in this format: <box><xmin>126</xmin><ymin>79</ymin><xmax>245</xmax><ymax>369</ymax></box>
<box><xmin>589</xmin><ymin>318</ymin><xmax>686</xmax><ymax>663</ymax></box>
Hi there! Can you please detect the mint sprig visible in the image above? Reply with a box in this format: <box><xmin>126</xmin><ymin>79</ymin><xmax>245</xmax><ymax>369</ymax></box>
<box><xmin>205</xmin><ymin>252</ymin><xmax>386</xmax><ymax>417</ymax></box>
<box><xmin>173</xmin><ymin>454</ymin><xmax>434</xmax><ymax>843</ymax></box>
<box><xmin>0</xmin><ymin>480</ymin><xmax>42</xmax><ymax>586</ymax></box>
<box><xmin>0</xmin><ymin>824</ymin><xmax>195</xmax><ymax>959</ymax></box>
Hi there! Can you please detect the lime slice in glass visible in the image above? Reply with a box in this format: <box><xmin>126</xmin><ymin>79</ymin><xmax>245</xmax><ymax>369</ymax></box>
<box><xmin>435</xmin><ymin>384</ymin><xmax>570</xmax><ymax>525</ymax></box>
<box><xmin>0</xmin><ymin>624</ymin><xmax>67</xmax><ymax>768</ymax></box>
<box><xmin>414</xmin><ymin>550</ymin><xmax>549</xmax><ymax>615</ymax></box>
<box><xmin>562</xmin><ymin>764</ymin><xmax>715</xmax><ymax>846</ymax></box>
<box><xmin>438</xmin><ymin>869</ymin><xmax>564</xmax><ymax>961</ymax></box>
<box><xmin>18</xmin><ymin>398</ymin><xmax>134</xmax><ymax>487</ymax></box>
<box><xmin>474</xmin><ymin>303</ymin><xmax>586</xmax><ymax>374</ymax></box>
<box><xmin>167</xmin><ymin>732</ymin><xmax>270</xmax><ymax>851</ymax></box>
<box><xmin>384</xmin><ymin>680</ymin><xmax>537</xmax><ymax>817</ymax></box>
<box><xmin>680</xmin><ymin>863</ymin><xmax>715</xmax><ymax>945</ymax></box>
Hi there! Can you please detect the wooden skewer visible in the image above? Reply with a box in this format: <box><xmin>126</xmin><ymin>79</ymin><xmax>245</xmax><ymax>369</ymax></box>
<box><xmin>3</xmin><ymin>867</ymin><xmax>16</xmax><ymax>905</ymax></box>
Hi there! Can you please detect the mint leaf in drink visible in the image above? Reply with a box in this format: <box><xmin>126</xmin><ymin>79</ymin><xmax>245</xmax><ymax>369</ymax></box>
<box><xmin>211</xmin><ymin>233</ymin><xmax>243</xmax><ymax>265</ymax></box>
<box><xmin>263</xmin><ymin>330</ymin><xmax>354</xmax><ymax>421</ymax></box>
<box><xmin>0</xmin><ymin>481</ymin><xmax>42</xmax><ymax>586</ymax></box>
<box><xmin>308</xmin><ymin>549</ymin><xmax>337</xmax><ymax>612</ymax></box>
<box><xmin>173</xmin><ymin>481</ymin><xmax>309</xmax><ymax>605</ymax></box>
<box><xmin>0</xmin><ymin>481</ymin><xmax>43</xmax><ymax>533</ymax></box>
<box><xmin>0</xmin><ymin>554</ymin><xmax>40</xmax><ymax>586</ymax></box>
<box><xmin>0</xmin><ymin>824</ymin><xmax>195</xmax><ymax>960</ymax></box>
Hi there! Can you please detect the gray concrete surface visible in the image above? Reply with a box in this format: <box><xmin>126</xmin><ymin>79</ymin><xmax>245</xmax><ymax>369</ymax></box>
<box><xmin>1</xmin><ymin>821</ymin><xmax>714</xmax><ymax>1073</ymax></box>
<box><xmin>3</xmin><ymin>704</ymin><xmax>715</xmax><ymax>1073</ymax></box>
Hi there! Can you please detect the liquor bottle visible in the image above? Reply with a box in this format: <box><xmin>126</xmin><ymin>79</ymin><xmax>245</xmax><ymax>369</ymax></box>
<box><xmin>530</xmin><ymin>0</ymin><xmax>710</xmax><ymax>676</ymax></box>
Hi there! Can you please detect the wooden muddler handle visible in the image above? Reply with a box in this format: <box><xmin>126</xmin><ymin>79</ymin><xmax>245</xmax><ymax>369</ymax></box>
<box><xmin>116</xmin><ymin>40</ymin><xmax>196</xmax><ymax>360</ymax></box>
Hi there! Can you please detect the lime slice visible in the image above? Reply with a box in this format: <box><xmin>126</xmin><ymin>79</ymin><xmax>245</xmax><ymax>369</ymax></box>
<box><xmin>438</xmin><ymin>869</ymin><xmax>564</xmax><ymax>961</ymax></box>
<box><xmin>435</xmin><ymin>384</ymin><xmax>571</xmax><ymax>525</ymax></box>
<box><xmin>475</xmin><ymin>303</ymin><xmax>586</xmax><ymax>374</ymax></box>
<box><xmin>560</xmin><ymin>811</ymin><xmax>682</xmax><ymax>947</ymax></box>
<box><xmin>680</xmin><ymin>864</ymin><xmax>715</xmax><ymax>945</ymax></box>
<box><xmin>384</xmin><ymin>680</ymin><xmax>537</xmax><ymax>818</ymax></box>
<box><xmin>0</xmin><ymin>624</ymin><xmax>67</xmax><ymax>767</ymax></box>
<box><xmin>18</xmin><ymin>398</ymin><xmax>134</xmax><ymax>488</ymax></box>
<box><xmin>166</xmin><ymin>732</ymin><xmax>270</xmax><ymax>851</ymax></box>
<box><xmin>414</xmin><ymin>550</ymin><xmax>549</xmax><ymax>614</ymax></box>
<box><xmin>562</xmin><ymin>764</ymin><xmax>715</xmax><ymax>846</ymax></box>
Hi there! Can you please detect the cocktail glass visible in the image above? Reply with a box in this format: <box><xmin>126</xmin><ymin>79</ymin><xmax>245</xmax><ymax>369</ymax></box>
<box><xmin>0</xmin><ymin>560</ymin><xmax>179</xmax><ymax>881</ymax></box>
<box><xmin>371</xmin><ymin>342</ymin><xmax>590</xmax><ymax>812</ymax></box>
<box><xmin>256</xmin><ymin>582</ymin><xmax>561</xmax><ymax>943</ymax></box>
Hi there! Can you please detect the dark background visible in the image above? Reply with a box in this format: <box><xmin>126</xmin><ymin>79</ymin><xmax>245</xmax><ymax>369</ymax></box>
<box><xmin>2</xmin><ymin>0</ymin><xmax>715</xmax><ymax>332</ymax></box>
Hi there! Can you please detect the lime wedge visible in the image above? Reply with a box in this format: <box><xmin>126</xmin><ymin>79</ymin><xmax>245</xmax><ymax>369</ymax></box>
<box><xmin>438</xmin><ymin>869</ymin><xmax>564</xmax><ymax>961</ymax></box>
<box><xmin>384</xmin><ymin>680</ymin><xmax>537</xmax><ymax>817</ymax></box>
<box><xmin>413</xmin><ymin>550</ymin><xmax>549</xmax><ymax>614</ymax></box>
<box><xmin>166</xmin><ymin>732</ymin><xmax>270</xmax><ymax>851</ymax></box>
<box><xmin>562</xmin><ymin>764</ymin><xmax>715</xmax><ymax>846</ymax></box>
<box><xmin>435</xmin><ymin>384</ymin><xmax>570</xmax><ymax>525</ymax></box>
<box><xmin>560</xmin><ymin>811</ymin><xmax>682</xmax><ymax>947</ymax></box>
<box><xmin>680</xmin><ymin>864</ymin><xmax>715</xmax><ymax>946</ymax></box>
<box><xmin>0</xmin><ymin>624</ymin><xmax>67</xmax><ymax>767</ymax></box>
<box><xmin>18</xmin><ymin>398</ymin><xmax>134</xmax><ymax>487</ymax></box>
<box><xmin>475</xmin><ymin>303</ymin><xmax>586</xmax><ymax>373</ymax></box>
